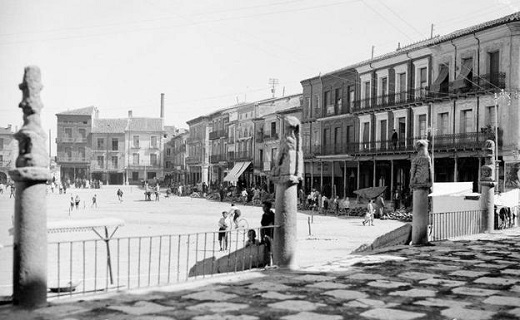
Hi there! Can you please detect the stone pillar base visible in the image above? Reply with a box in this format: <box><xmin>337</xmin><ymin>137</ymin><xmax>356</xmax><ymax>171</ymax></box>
<box><xmin>273</xmin><ymin>183</ymin><xmax>298</xmax><ymax>270</ymax></box>
<box><xmin>411</xmin><ymin>188</ymin><xmax>429</xmax><ymax>246</ymax></box>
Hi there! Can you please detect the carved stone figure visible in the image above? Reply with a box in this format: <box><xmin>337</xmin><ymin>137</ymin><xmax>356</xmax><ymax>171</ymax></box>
<box><xmin>14</xmin><ymin>66</ymin><xmax>48</xmax><ymax>169</ymax></box>
<box><xmin>480</xmin><ymin>139</ymin><xmax>495</xmax><ymax>183</ymax></box>
<box><xmin>271</xmin><ymin>116</ymin><xmax>303</xmax><ymax>185</ymax></box>
<box><xmin>410</xmin><ymin>140</ymin><xmax>433</xmax><ymax>189</ymax></box>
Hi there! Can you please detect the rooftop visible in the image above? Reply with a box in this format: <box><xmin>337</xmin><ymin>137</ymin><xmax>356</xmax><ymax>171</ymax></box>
<box><xmin>91</xmin><ymin>118</ymin><xmax>128</xmax><ymax>133</ymax></box>
<box><xmin>128</xmin><ymin>117</ymin><xmax>163</xmax><ymax>132</ymax></box>
<box><xmin>56</xmin><ymin>106</ymin><xmax>97</xmax><ymax>116</ymax></box>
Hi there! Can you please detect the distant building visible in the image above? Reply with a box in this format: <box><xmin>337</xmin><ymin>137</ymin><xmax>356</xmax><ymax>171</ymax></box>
<box><xmin>55</xmin><ymin>106</ymin><xmax>97</xmax><ymax>184</ymax></box>
<box><xmin>91</xmin><ymin>118</ymin><xmax>128</xmax><ymax>184</ymax></box>
<box><xmin>0</xmin><ymin>124</ymin><xmax>17</xmax><ymax>184</ymax></box>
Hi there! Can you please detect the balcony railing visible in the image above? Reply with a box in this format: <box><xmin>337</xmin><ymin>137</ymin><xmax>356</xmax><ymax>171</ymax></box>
<box><xmin>235</xmin><ymin>151</ymin><xmax>253</xmax><ymax>161</ymax></box>
<box><xmin>57</xmin><ymin>156</ymin><xmax>88</xmax><ymax>163</ymax></box>
<box><xmin>227</xmin><ymin>152</ymin><xmax>235</xmax><ymax>161</ymax></box>
<box><xmin>210</xmin><ymin>154</ymin><xmax>227</xmax><ymax>164</ymax></box>
<box><xmin>91</xmin><ymin>163</ymin><xmax>124</xmax><ymax>171</ymax></box>
<box><xmin>57</xmin><ymin>137</ymin><xmax>87</xmax><ymax>143</ymax></box>
<box><xmin>185</xmin><ymin>156</ymin><xmax>202</xmax><ymax>164</ymax></box>
<box><xmin>209</xmin><ymin>130</ymin><xmax>226</xmax><ymax>140</ymax></box>
<box><xmin>264</xmin><ymin>133</ymin><xmax>279</xmax><ymax>141</ymax></box>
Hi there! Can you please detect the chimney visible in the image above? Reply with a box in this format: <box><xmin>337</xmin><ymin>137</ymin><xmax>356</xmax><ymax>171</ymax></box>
<box><xmin>160</xmin><ymin>93</ymin><xmax>165</xmax><ymax>119</ymax></box>
<box><xmin>128</xmin><ymin>110</ymin><xmax>133</xmax><ymax>118</ymax></box>
<box><xmin>94</xmin><ymin>108</ymin><xmax>99</xmax><ymax>119</ymax></box>
<box><xmin>7</xmin><ymin>124</ymin><xmax>11</xmax><ymax>131</ymax></box>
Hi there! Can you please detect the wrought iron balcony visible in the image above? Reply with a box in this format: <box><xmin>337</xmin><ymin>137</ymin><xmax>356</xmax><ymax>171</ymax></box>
<box><xmin>210</xmin><ymin>154</ymin><xmax>227</xmax><ymax>164</ymax></box>
<box><xmin>235</xmin><ymin>151</ymin><xmax>253</xmax><ymax>161</ymax></box>
<box><xmin>185</xmin><ymin>156</ymin><xmax>202</xmax><ymax>164</ymax></box>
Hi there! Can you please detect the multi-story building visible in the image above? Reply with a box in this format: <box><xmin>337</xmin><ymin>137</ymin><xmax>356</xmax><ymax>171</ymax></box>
<box><xmin>90</xmin><ymin>118</ymin><xmax>128</xmax><ymax>184</ymax></box>
<box><xmin>208</xmin><ymin>109</ymin><xmax>231</xmax><ymax>186</ymax></box>
<box><xmin>0</xmin><ymin>124</ymin><xmax>17</xmax><ymax>184</ymax></box>
<box><xmin>302</xmin><ymin>12</ymin><xmax>520</xmax><ymax>199</ymax></box>
<box><xmin>126</xmin><ymin>111</ymin><xmax>165</xmax><ymax>184</ymax></box>
<box><xmin>186</xmin><ymin>115</ymin><xmax>209</xmax><ymax>185</ymax></box>
<box><xmin>55</xmin><ymin>106</ymin><xmax>97</xmax><ymax>184</ymax></box>
<box><xmin>164</xmin><ymin>128</ymin><xmax>188</xmax><ymax>185</ymax></box>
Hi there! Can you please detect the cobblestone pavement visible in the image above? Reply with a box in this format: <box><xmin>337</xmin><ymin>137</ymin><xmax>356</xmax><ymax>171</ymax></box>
<box><xmin>2</xmin><ymin>229</ymin><xmax>520</xmax><ymax>320</ymax></box>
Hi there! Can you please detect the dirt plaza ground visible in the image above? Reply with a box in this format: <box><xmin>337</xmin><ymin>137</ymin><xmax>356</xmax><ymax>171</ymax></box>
<box><xmin>0</xmin><ymin>185</ymin><xmax>404</xmax><ymax>297</ymax></box>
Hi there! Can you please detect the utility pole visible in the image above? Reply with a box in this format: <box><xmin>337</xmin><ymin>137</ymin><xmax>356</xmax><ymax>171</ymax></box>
<box><xmin>371</xmin><ymin>45</ymin><xmax>375</xmax><ymax>59</ymax></box>
<box><xmin>269</xmin><ymin>78</ymin><xmax>279</xmax><ymax>98</ymax></box>
<box><xmin>430</xmin><ymin>24</ymin><xmax>434</xmax><ymax>39</ymax></box>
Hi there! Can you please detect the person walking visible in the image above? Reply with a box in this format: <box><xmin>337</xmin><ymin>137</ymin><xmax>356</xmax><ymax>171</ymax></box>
<box><xmin>260</xmin><ymin>201</ymin><xmax>275</xmax><ymax>242</ymax></box>
<box><xmin>70</xmin><ymin>196</ymin><xmax>75</xmax><ymax>212</ymax></box>
<box><xmin>117</xmin><ymin>188</ymin><xmax>123</xmax><ymax>202</ymax></box>
<box><xmin>363</xmin><ymin>199</ymin><xmax>375</xmax><ymax>226</ymax></box>
<box><xmin>91</xmin><ymin>194</ymin><xmax>97</xmax><ymax>208</ymax></box>
<box><xmin>218</xmin><ymin>211</ymin><xmax>229</xmax><ymax>251</ymax></box>
<box><xmin>75</xmin><ymin>195</ymin><xmax>81</xmax><ymax>210</ymax></box>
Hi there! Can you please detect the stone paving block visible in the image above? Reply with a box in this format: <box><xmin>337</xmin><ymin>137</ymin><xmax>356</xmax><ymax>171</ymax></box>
<box><xmin>474</xmin><ymin>276</ymin><xmax>519</xmax><ymax>286</ymax></box>
<box><xmin>449</xmin><ymin>270</ymin><xmax>488</xmax><ymax>278</ymax></box>
<box><xmin>183</xmin><ymin>290</ymin><xmax>238</xmax><ymax>301</ymax></box>
<box><xmin>186</xmin><ymin>302</ymin><xmax>248</xmax><ymax>313</ymax></box>
<box><xmin>349</xmin><ymin>273</ymin><xmax>386</xmax><ymax>280</ymax></box>
<box><xmin>322</xmin><ymin>289</ymin><xmax>369</xmax><ymax>300</ymax></box>
<box><xmin>306</xmin><ymin>281</ymin><xmax>350</xmax><ymax>289</ymax></box>
<box><xmin>495</xmin><ymin>259</ymin><xmax>516</xmax><ymax>265</ymax></box>
<box><xmin>510</xmin><ymin>285</ymin><xmax>520</xmax><ymax>293</ymax></box>
<box><xmin>193</xmin><ymin>315</ymin><xmax>259</xmax><ymax>320</ymax></box>
<box><xmin>343</xmin><ymin>298</ymin><xmax>398</xmax><ymax>309</ymax></box>
<box><xmin>360</xmin><ymin>308</ymin><xmax>425</xmax><ymax>320</ymax></box>
<box><xmin>35</xmin><ymin>305</ymin><xmax>88</xmax><ymax>316</ymax></box>
<box><xmin>475</xmin><ymin>263</ymin><xmax>509</xmax><ymax>269</ymax></box>
<box><xmin>366</xmin><ymin>279</ymin><xmax>409</xmax><ymax>289</ymax></box>
<box><xmin>247</xmin><ymin>281</ymin><xmax>291</xmax><ymax>291</ymax></box>
<box><xmin>293</xmin><ymin>275</ymin><xmax>336</xmax><ymax>282</ymax></box>
<box><xmin>268</xmin><ymin>300</ymin><xmax>325</xmax><ymax>312</ymax></box>
<box><xmin>452</xmin><ymin>252</ymin><xmax>476</xmax><ymax>256</ymax></box>
<box><xmin>507</xmin><ymin>307</ymin><xmax>520</xmax><ymax>318</ymax></box>
<box><xmin>413</xmin><ymin>298</ymin><xmax>471</xmax><ymax>308</ymax></box>
<box><xmin>483</xmin><ymin>295</ymin><xmax>520</xmax><ymax>305</ymax></box>
<box><xmin>389</xmin><ymin>288</ymin><xmax>436</xmax><ymax>297</ymax></box>
<box><xmin>108</xmin><ymin>301</ymin><xmax>176</xmax><ymax>315</ymax></box>
<box><xmin>451</xmin><ymin>286</ymin><xmax>499</xmax><ymax>296</ymax></box>
<box><xmin>426</xmin><ymin>264</ymin><xmax>459</xmax><ymax>271</ymax></box>
<box><xmin>132</xmin><ymin>316</ymin><xmax>175</xmax><ymax>320</ymax></box>
<box><xmin>398</xmin><ymin>272</ymin><xmax>437</xmax><ymax>280</ymax></box>
<box><xmin>418</xmin><ymin>278</ymin><xmax>466</xmax><ymax>287</ymax></box>
<box><xmin>259</xmin><ymin>291</ymin><xmax>302</xmax><ymax>300</ymax></box>
<box><xmin>441</xmin><ymin>307</ymin><xmax>495</xmax><ymax>320</ymax></box>
<box><xmin>281</xmin><ymin>312</ymin><xmax>343</xmax><ymax>320</ymax></box>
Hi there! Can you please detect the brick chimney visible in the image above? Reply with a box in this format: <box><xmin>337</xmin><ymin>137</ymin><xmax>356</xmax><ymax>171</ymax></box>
<box><xmin>160</xmin><ymin>93</ymin><xmax>164</xmax><ymax>119</ymax></box>
<box><xmin>128</xmin><ymin>110</ymin><xmax>133</xmax><ymax>118</ymax></box>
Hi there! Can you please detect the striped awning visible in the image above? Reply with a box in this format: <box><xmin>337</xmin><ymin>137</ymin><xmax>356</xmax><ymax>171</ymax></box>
<box><xmin>223</xmin><ymin>161</ymin><xmax>251</xmax><ymax>182</ymax></box>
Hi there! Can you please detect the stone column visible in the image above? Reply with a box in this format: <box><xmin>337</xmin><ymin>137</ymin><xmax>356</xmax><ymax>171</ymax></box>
<box><xmin>410</xmin><ymin>140</ymin><xmax>433</xmax><ymax>245</ymax></box>
<box><xmin>480</xmin><ymin>140</ymin><xmax>495</xmax><ymax>233</ymax></box>
<box><xmin>9</xmin><ymin>66</ymin><xmax>50</xmax><ymax>308</ymax></box>
<box><xmin>271</xmin><ymin>116</ymin><xmax>303</xmax><ymax>270</ymax></box>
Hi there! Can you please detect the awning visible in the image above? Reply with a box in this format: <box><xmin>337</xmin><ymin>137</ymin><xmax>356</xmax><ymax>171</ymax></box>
<box><xmin>452</xmin><ymin>59</ymin><xmax>473</xmax><ymax>90</ymax></box>
<box><xmin>223</xmin><ymin>161</ymin><xmax>251</xmax><ymax>182</ymax></box>
<box><xmin>429</xmin><ymin>65</ymin><xmax>449</xmax><ymax>93</ymax></box>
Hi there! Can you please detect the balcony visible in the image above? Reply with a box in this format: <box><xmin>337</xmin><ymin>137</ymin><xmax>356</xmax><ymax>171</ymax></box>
<box><xmin>255</xmin><ymin>133</ymin><xmax>264</xmax><ymax>143</ymax></box>
<box><xmin>209</xmin><ymin>130</ymin><xmax>227</xmax><ymax>140</ymax></box>
<box><xmin>352</xmin><ymin>132</ymin><xmax>487</xmax><ymax>155</ymax></box>
<box><xmin>126</xmin><ymin>163</ymin><xmax>162</xmax><ymax>169</ymax></box>
<box><xmin>227</xmin><ymin>151</ymin><xmax>235</xmax><ymax>161</ymax></box>
<box><xmin>57</xmin><ymin>137</ymin><xmax>88</xmax><ymax>144</ymax></box>
<box><xmin>185</xmin><ymin>156</ymin><xmax>202</xmax><ymax>164</ymax></box>
<box><xmin>210</xmin><ymin>154</ymin><xmax>227</xmax><ymax>164</ymax></box>
<box><xmin>235</xmin><ymin>151</ymin><xmax>253</xmax><ymax>161</ymax></box>
<box><xmin>449</xmin><ymin>72</ymin><xmax>506</xmax><ymax>95</ymax></box>
<box><xmin>264</xmin><ymin>133</ymin><xmax>279</xmax><ymax>141</ymax></box>
<box><xmin>56</xmin><ymin>154</ymin><xmax>88</xmax><ymax>163</ymax></box>
<box><xmin>91</xmin><ymin>163</ymin><xmax>124</xmax><ymax>171</ymax></box>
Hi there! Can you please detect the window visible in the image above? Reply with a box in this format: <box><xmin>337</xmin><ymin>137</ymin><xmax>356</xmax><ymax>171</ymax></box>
<box><xmin>362</xmin><ymin>122</ymin><xmax>370</xmax><ymax>149</ymax></box>
<box><xmin>334</xmin><ymin>127</ymin><xmax>341</xmax><ymax>152</ymax></box>
<box><xmin>78</xmin><ymin>128</ymin><xmax>86</xmax><ymax>139</ymax></box>
<box><xmin>380</xmin><ymin>120</ymin><xmax>387</xmax><ymax>142</ymax></box>
<box><xmin>64</xmin><ymin>128</ymin><xmax>72</xmax><ymax>138</ymax></box>
<box><xmin>438</xmin><ymin>113</ymin><xmax>449</xmax><ymax>135</ymax></box>
<box><xmin>271</xmin><ymin>122</ymin><xmax>277</xmax><ymax>137</ymax></box>
<box><xmin>151</xmin><ymin>136</ymin><xmax>158</xmax><ymax>148</ymax></box>
<box><xmin>324</xmin><ymin>91</ymin><xmax>331</xmax><ymax>107</ymax></box>
<box><xmin>461</xmin><ymin>110</ymin><xmax>473</xmax><ymax>134</ymax></box>
<box><xmin>111</xmin><ymin>156</ymin><xmax>118</xmax><ymax>168</ymax></box>
<box><xmin>364</xmin><ymin>81</ymin><xmax>370</xmax><ymax>101</ymax></box>
<box><xmin>489</xmin><ymin>51</ymin><xmax>500</xmax><ymax>86</ymax></box>
<box><xmin>65</xmin><ymin>147</ymin><xmax>72</xmax><ymax>159</ymax></box>
<box><xmin>334</xmin><ymin>88</ymin><xmax>342</xmax><ymax>113</ymax></box>
<box><xmin>112</xmin><ymin>138</ymin><xmax>118</xmax><ymax>151</ymax></box>
<box><xmin>323</xmin><ymin>128</ymin><xmax>330</xmax><ymax>151</ymax></box>
<box><xmin>397</xmin><ymin>73</ymin><xmax>406</xmax><ymax>102</ymax></box>
<box><xmin>78</xmin><ymin>147</ymin><xmax>85</xmax><ymax>160</ymax></box>
<box><xmin>0</xmin><ymin>138</ymin><xmax>3</xmax><ymax>150</ymax></box>
<box><xmin>380</xmin><ymin>77</ymin><xmax>388</xmax><ymax>105</ymax></box>
<box><xmin>166</xmin><ymin>148</ymin><xmax>171</xmax><ymax>156</ymax></box>
<box><xmin>132</xmin><ymin>172</ymin><xmax>139</xmax><ymax>181</ymax></box>
<box><xmin>348</xmin><ymin>86</ymin><xmax>355</xmax><ymax>111</ymax></box>
<box><xmin>97</xmin><ymin>156</ymin><xmax>104</xmax><ymax>167</ymax></box>
<box><xmin>419</xmin><ymin>67</ymin><xmax>427</xmax><ymax>88</ymax></box>
<box><xmin>305</xmin><ymin>97</ymin><xmax>311</xmax><ymax>117</ymax></box>
<box><xmin>150</xmin><ymin>154</ymin><xmax>157</xmax><ymax>166</ymax></box>
<box><xmin>133</xmin><ymin>153</ymin><xmax>139</xmax><ymax>165</ymax></box>
<box><xmin>486</xmin><ymin>106</ymin><xmax>497</xmax><ymax>127</ymax></box>
<box><xmin>418</xmin><ymin>115</ymin><xmax>427</xmax><ymax>138</ymax></box>
<box><xmin>133</xmin><ymin>135</ymin><xmax>140</xmax><ymax>148</ymax></box>
<box><xmin>97</xmin><ymin>138</ymin><xmax>104</xmax><ymax>149</ymax></box>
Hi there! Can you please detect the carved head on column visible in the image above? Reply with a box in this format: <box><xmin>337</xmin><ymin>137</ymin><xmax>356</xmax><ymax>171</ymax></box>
<box><xmin>410</xmin><ymin>139</ymin><xmax>433</xmax><ymax>189</ymax></box>
<box><xmin>270</xmin><ymin>116</ymin><xmax>303</xmax><ymax>185</ymax></box>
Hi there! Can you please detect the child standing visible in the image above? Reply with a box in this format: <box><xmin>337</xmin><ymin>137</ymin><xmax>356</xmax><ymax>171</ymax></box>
<box><xmin>363</xmin><ymin>199</ymin><xmax>375</xmax><ymax>226</ymax></box>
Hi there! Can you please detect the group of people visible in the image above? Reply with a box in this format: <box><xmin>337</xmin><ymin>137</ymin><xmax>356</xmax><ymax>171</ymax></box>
<box><xmin>302</xmin><ymin>189</ymin><xmax>348</xmax><ymax>214</ymax></box>
<box><xmin>363</xmin><ymin>195</ymin><xmax>385</xmax><ymax>226</ymax></box>
<box><xmin>0</xmin><ymin>182</ymin><xmax>16</xmax><ymax>198</ymax></box>
<box><xmin>217</xmin><ymin>201</ymin><xmax>275</xmax><ymax>252</ymax></box>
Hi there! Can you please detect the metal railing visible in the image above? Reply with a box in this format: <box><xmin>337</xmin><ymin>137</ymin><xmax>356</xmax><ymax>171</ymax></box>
<box><xmin>429</xmin><ymin>210</ymin><xmax>485</xmax><ymax>241</ymax></box>
<box><xmin>0</xmin><ymin>226</ymin><xmax>277</xmax><ymax>299</ymax></box>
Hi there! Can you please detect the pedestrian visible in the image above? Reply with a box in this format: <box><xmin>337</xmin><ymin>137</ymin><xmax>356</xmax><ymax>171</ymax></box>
<box><xmin>91</xmin><ymin>194</ymin><xmax>97</xmax><ymax>208</ymax></box>
<box><xmin>117</xmin><ymin>188</ymin><xmax>123</xmax><ymax>202</ymax></box>
<box><xmin>392</xmin><ymin>129</ymin><xmax>398</xmax><ymax>150</ymax></box>
<box><xmin>260</xmin><ymin>201</ymin><xmax>275</xmax><ymax>242</ymax></box>
<box><xmin>75</xmin><ymin>195</ymin><xmax>81</xmax><ymax>209</ymax></box>
<box><xmin>70</xmin><ymin>196</ymin><xmax>75</xmax><ymax>212</ymax></box>
<box><xmin>245</xmin><ymin>229</ymin><xmax>260</xmax><ymax>247</ymax></box>
<box><xmin>375</xmin><ymin>194</ymin><xmax>385</xmax><ymax>218</ymax></box>
<box><xmin>363</xmin><ymin>199</ymin><xmax>375</xmax><ymax>226</ymax></box>
<box><xmin>154</xmin><ymin>185</ymin><xmax>160</xmax><ymax>201</ymax></box>
<box><xmin>393</xmin><ymin>189</ymin><xmax>401</xmax><ymax>211</ymax></box>
<box><xmin>218</xmin><ymin>211</ymin><xmax>229</xmax><ymax>251</ymax></box>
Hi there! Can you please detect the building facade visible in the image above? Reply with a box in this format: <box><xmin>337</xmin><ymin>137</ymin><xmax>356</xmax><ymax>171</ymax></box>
<box><xmin>301</xmin><ymin>12</ymin><xmax>520</xmax><ymax>200</ymax></box>
<box><xmin>0</xmin><ymin>125</ymin><xmax>17</xmax><ymax>184</ymax></box>
<box><xmin>186</xmin><ymin>116</ymin><xmax>209</xmax><ymax>185</ymax></box>
<box><xmin>55</xmin><ymin>106</ymin><xmax>97</xmax><ymax>184</ymax></box>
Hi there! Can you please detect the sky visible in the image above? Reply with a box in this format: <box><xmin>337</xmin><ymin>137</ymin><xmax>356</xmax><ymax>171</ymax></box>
<box><xmin>0</xmin><ymin>0</ymin><xmax>519</xmax><ymax>155</ymax></box>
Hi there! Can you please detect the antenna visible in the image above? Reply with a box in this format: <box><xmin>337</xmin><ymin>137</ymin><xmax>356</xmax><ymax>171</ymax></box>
<box><xmin>371</xmin><ymin>45</ymin><xmax>375</xmax><ymax>59</ymax></box>
<box><xmin>269</xmin><ymin>78</ymin><xmax>279</xmax><ymax>98</ymax></box>
<box><xmin>430</xmin><ymin>24</ymin><xmax>434</xmax><ymax>39</ymax></box>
